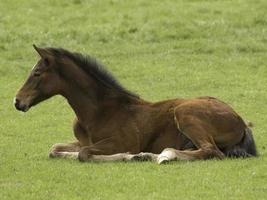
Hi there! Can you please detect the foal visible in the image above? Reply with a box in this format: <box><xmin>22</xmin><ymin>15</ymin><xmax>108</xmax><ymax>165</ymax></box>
<box><xmin>14</xmin><ymin>45</ymin><xmax>257</xmax><ymax>164</ymax></box>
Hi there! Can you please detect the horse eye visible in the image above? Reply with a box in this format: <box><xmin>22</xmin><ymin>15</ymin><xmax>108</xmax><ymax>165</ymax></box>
<box><xmin>44</xmin><ymin>58</ymin><xmax>49</xmax><ymax>66</ymax></box>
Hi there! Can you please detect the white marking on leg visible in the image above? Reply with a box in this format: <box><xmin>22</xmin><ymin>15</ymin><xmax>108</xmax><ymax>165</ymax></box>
<box><xmin>157</xmin><ymin>148</ymin><xmax>177</xmax><ymax>164</ymax></box>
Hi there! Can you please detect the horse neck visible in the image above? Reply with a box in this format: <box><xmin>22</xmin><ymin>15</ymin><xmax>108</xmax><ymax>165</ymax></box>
<box><xmin>59</xmin><ymin>72</ymin><xmax>138</xmax><ymax>125</ymax></box>
<box><xmin>58</xmin><ymin>59</ymin><xmax>144</xmax><ymax>124</ymax></box>
<box><xmin>62</xmin><ymin>83</ymin><xmax>99</xmax><ymax>124</ymax></box>
<box><xmin>58</xmin><ymin>60</ymin><xmax>100</xmax><ymax>124</ymax></box>
<box><xmin>63</xmin><ymin>84</ymin><xmax>143</xmax><ymax>125</ymax></box>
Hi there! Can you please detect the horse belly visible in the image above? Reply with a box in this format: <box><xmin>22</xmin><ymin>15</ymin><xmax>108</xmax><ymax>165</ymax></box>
<box><xmin>143</xmin><ymin>128</ymin><xmax>189</xmax><ymax>154</ymax></box>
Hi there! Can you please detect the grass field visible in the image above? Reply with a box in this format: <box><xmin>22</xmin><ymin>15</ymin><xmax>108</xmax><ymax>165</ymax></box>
<box><xmin>1</xmin><ymin>0</ymin><xmax>267</xmax><ymax>199</ymax></box>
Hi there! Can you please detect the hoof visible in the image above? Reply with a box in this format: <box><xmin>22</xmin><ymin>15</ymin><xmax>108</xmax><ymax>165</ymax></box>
<box><xmin>49</xmin><ymin>151</ymin><xmax>59</xmax><ymax>158</ymax></box>
<box><xmin>78</xmin><ymin>152</ymin><xmax>89</xmax><ymax>162</ymax></box>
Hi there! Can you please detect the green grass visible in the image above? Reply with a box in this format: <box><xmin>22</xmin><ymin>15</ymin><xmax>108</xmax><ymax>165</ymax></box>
<box><xmin>1</xmin><ymin>0</ymin><xmax>267</xmax><ymax>199</ymax></box>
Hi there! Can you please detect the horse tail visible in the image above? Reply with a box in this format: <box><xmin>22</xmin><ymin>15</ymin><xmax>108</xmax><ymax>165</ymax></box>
<box><xmin>224</xmin><ymin>127</ymin><xmax>258</xmax><ymax>158</ymax></box>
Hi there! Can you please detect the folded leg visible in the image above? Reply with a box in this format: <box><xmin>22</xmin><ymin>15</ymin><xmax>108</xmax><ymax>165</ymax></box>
<box><xmin>49</xmin><ymin>141</ymin><xmax>81</xmax><ymax>159</ymax></box>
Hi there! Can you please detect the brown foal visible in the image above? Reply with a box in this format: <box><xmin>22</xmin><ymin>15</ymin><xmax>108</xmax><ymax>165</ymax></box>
<box><xmin>14</xmin><ymin>45</ymin><xmax>257</xmax><ymax>164</ymax></box>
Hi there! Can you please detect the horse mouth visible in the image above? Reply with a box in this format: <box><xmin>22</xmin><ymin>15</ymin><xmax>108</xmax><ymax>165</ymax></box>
<box><xmin>14</xmin><ymin>98</ymin><xmax>31</xmax><ymax>112</ymax></box>
<box><xmin>15</xmin><ymin>103</ymin><xmax>30</xmax><ymax>112</ymax></box>
<box><xmin>18</xmin><ymin>105</ymin><xmax>30</xmax><ymax>112</ymax></box>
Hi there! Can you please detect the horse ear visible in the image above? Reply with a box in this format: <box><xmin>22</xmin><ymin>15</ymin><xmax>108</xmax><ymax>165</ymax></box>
<box><xmin>33</xmin><ymin>44</ymin><xmax>50</xmax><ymax>58</ymax></box>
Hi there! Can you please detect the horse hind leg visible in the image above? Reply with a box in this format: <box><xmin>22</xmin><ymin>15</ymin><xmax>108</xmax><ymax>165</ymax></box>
<box><xmin>156</xmin><ymin>109</ymin><xmax>226</xmax><ymax>164</ymax></box>
<box><xmin>157</xmin><ymin>146</ymin><xmax>224</xmax><ymax>164</ymax></box>
<box><xmin>110</xmin><ymin>146</ymin><xmax>222</xmax><ymax>164</ymax></box>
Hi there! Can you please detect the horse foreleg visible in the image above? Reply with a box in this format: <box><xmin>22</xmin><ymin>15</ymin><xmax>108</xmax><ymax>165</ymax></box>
<box><xmin>130</xmin><ymin>152</ymin><xmax>159</xmax><ymax>162</ymax></box>
<box><xmin>81</xmin><ymin>153</ymin><xmax>135</xmax><ymax>162</ymax></box>
<box><xmin>50</xmin><ymin>142</ymin><xmax>134</xmax><ymax>161</ymax></box>
<box><xmin>49</xmin><ymin>141</ymin><xmax>81</xmax><ymax>159</ymax></box>
<box><xmin>77</xmin><ymin>152</ymin><xmax>158</xmax><ymax>162</ymax></box>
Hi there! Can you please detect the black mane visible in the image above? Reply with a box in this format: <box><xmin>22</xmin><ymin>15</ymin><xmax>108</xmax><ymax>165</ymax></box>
<box><xmin>48</xmin><ymin>48</ymin><xmax>138</xmax><ymax>98</ymax></box>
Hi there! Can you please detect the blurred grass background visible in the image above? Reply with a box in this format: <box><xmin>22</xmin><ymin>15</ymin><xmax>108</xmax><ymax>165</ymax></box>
<box><xmin>0</xmin><ymin>0</ymin><xmax>266</xmax><ymax>199</ymax></box>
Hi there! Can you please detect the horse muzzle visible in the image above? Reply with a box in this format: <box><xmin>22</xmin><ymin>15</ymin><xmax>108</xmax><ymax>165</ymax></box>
<box><xmin>14</xmin><ymin>98</ymin><xmax>30</xmax><ymax>112</ymax></box>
